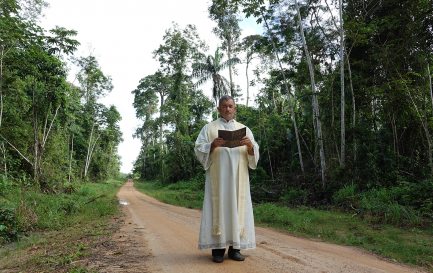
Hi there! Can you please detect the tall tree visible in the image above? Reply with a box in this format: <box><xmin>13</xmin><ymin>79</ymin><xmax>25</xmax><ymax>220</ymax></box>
<box><xmin>75</xmin><ymin>55</ymin><xmax>113</xmax><ymax>180</ymax></box>
<box><xmin>338</xmin><ymin>0</ymin><xmax>345</xmax><ymax>168</ymax></box>
<box><xmin>241</xmin><ymin>34</ymin><xmax>262</xmax><ymax>107</ymax></box>
<box><xmin>294</xmin><ymin>0</ymin><xmax>326</xmax><ymax>184</ymax></box>
<box><xmin>192</xmin><ymin>48</ymin><xmax>240</xmax><ymax>105</ymax></box>
<box><xmin>209</xmin><ymin>0</ymin><xmax>242</xmax><ymax>97</ymax></box>
<box><xmin>133</xmin><ymin>71</ymin><xmax>169</xmax><ymax>179</ymax></box>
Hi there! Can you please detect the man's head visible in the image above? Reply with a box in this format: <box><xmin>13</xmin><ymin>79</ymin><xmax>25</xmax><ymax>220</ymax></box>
<box><xmin>217</xmin><ymin>95</ymin><xmax>236</xmax><ymax>121</ymax></box>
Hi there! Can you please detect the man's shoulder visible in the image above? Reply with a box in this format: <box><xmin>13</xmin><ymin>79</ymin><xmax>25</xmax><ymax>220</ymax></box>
<box><xmin>233</xmin><ymin>120</ymin><xmax>247</xmax><ymax>129</ymax></box>
<box><xmin>207</xmin><ymin>119</ymin><xmax>247</xmax><ymax>128</ymax></box>
<box><xmin>208</xmin><ymin>119</ymin><xmax>225</xmax><ymax>127</ymax></box>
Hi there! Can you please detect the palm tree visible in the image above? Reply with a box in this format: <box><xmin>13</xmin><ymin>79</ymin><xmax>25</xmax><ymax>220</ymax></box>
<box><xmin>192</xmin><ymin>48</ymin><xmax>240</xmax><ymax>105</ymax></box>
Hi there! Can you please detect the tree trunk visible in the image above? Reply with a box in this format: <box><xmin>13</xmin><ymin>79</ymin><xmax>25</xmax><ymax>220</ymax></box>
<box><xmin>0</xmin><ymin>45</ymin><xmax>4</xmax><ymax>128</ymax></box>
<box><xmin>428</xmin><ymin>63</ymin><xmax>432</xmax><ymax>111</ymax></box>
<box><xmin>295</xmin><ymin>0</ymin><xmax>326</xmax><ymax>185</ymax></box>
<box><xmin>142</xmin><ymin>147</ymin><xmax>146</xmax><ymax>178</ymax></box>
<box><xmin>391</xmin><ymin>113</ymin><xmax>399</xmax><ymax>157</ymax></box>
<box><xmin>159</xmin><ymin>93</ymin><xmax>165</xmax><ymax>180</ymax></box>
<box><xmin>32</xmin><ymin>87</ymin><xmax>40</xmax><ymax>184</ymax></box>
<box><xmin>1</xmin><ymin>142</ymin><xmax>6</xmax><ymax>177</ymax></box>
<box><xmin>1</xmin><ymin>46</ymin><xmax>5</xmax><ymax>177</ymax></box>
<box><xmin>347</xmin><ymin>57</ymin><xmax>357</xmax><ymax>163</ymax></box>
<box><xmin>246</xmin><ymin>56</ymin><xmax>250</xmax><ymax>107</ymax></box>
<box><xmin>227</xmin><ymin>39</ymin><xmax>234</xmax><ymax>97</ymax></box>
<box><xmin>339</xmin><ymin>0</ymin><xmax>345</xmax><ymax>168</ymax></box>
<box><xmin>68</xmin><ymin>134</ymin><xmax>74</xmax><ymax>183</ymax></box>
<box><xmin>33</xmin><ymin>100</ymin><xmax>60</xmax><ymax>188</ymax></box>
<box><xmin>84</xmin><ymin>123</ymin><xmax>100</xmax><ymax>178</ymax></box>
<box><xmin>261</xmin><ymin>10</ymin><xmax>305</xmax><ymax>174</ymax></box>
<box><xmin>405</xmin><ymin>79</ymin><xmax>433</xmax><ymax>176</ymax></box>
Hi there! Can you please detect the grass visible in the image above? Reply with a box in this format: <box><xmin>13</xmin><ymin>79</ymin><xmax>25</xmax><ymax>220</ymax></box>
<box><xmin>0</xmin><ymin>178</ymin><xmax>124</xmax><ymax>273</ymax></box>
<box><xmin>134</xmin><ymin>179</ymin><xmax>204</xmax><ymax>209</ymax></box>
<box><xmin>135</xmin><ymin>179</ymin><xmax>433</xmax><ymax>272</ymax></box>
<box><xmin>254</xmin><ymin>203</ymin><xmax>433</xmax><ymax>269</ymax></box>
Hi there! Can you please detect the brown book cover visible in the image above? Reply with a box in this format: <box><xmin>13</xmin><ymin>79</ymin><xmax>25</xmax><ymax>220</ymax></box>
<box><xmin>218</xmin><ymin>127</ymin><xmax>246</xmax><ymax>148</ymax></box>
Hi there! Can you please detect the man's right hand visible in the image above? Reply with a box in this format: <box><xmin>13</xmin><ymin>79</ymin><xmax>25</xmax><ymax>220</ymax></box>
<box><xmin>211</xmin><ymin>137</ymin><xmax>225</xmax><ymax>152</ymax></box>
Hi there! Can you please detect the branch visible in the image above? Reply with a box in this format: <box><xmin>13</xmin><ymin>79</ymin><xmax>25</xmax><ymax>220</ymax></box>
<box><xmin>0</xmin><ymin>134</ymin><xmax>33</xmax><ymax>166</ymax></box>
<box><xmin>42</xmin><ymin>104</ymin><xmax>60</xmax><ymax>147</ymax></box>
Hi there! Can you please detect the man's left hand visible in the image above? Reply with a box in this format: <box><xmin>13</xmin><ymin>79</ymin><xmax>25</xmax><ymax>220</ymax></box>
<box><xmin>240</xmin><ymin>136</ymin><xmax>254</xmax><ymax>155</ymax></box>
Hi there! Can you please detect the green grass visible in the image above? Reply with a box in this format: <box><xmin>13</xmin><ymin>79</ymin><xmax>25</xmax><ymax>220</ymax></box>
<box><xmin>135</xmin><ymin>180</ymin><xmax>433</xmax><ymax>271</ymax></box>
<box><xmin>0</xmin><ymin>178</ymin><xmax>124</xmax><ymax>273</ymax></box>
<box><xmin>254</xmin><ymin>203</ymin><xmax>433</xmax><ymax>269</ymax></box>
<box><xmin>134</xmin><ymin>179</ymin><xmax>204</xmax><ymax>209</ymax></box>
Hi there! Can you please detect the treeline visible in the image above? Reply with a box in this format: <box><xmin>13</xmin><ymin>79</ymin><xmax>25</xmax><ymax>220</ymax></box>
<box><xmin>0</xmin><ymin>0</ymin><xmax>122</xmax><ymax>193</ymax></box>
<box><xmin>132</xmin><ymin>0</ymin><xmax>433</xmax><ymax>225</ymax></box>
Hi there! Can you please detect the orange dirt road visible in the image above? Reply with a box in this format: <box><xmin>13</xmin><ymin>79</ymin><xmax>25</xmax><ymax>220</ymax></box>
<box><xmin>116</xmin><ymin>181</ymin><xmax>426</xmax><ymax>273</ymax></box>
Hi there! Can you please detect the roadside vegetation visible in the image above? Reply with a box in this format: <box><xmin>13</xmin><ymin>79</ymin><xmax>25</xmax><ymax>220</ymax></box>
<box><xmin>130</xmin><ymin>2</ymin><xmax>433</xmax><ymax>272</ymax></box>
<box><xmin>0</xmin><ymin>178</ymin><xmax>124</xmax><ymax>273</ymax></box>
<box><xmin>1</xmin><ymin>2</ymin><xmax>125</xmax><ymax>271</ymax></box>
<box><xmin>135</xmin><ymin>179</ymin><xmax>433</xmax><ymax>271</ymax></box>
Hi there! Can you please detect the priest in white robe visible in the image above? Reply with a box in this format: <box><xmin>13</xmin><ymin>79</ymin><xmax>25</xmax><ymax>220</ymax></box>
<box><xmin>194</xmin><ymin>95</ymin><xmax>259</xmax><ymax>263</ymax></box>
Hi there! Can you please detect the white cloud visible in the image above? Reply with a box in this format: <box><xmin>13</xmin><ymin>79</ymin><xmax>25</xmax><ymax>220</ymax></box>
<box><xmin>41</xmin><ymin>0</ymin><xmax>261</xmax><ymax>174</ymax></box>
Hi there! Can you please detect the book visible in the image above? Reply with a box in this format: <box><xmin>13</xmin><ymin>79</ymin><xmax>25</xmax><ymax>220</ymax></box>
<box><xmin>218</xmin><ymin>127</ymin><xmax>246</xmax><ymax>148</ymax></box>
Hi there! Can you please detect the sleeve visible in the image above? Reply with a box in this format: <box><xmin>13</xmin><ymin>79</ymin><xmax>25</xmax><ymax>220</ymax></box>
<box><xmin>194</xmin><ymin>124</ymin><xmax>212</xmax><ymax>170</ymax></box>
<box><xmin>246</xmin><ymin>127</ymin><xmax>259</xmax><ymax>169</ymax></box>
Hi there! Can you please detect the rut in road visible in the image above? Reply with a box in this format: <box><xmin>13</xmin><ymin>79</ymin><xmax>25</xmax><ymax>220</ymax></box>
<box><xmin>116</xmin><ymin>181</ymin><xmax>426</xmax><ymax>273</ymax></box>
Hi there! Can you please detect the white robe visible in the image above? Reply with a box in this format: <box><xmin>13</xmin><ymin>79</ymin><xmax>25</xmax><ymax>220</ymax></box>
<box><xmin>195</xmin><ymin>118</ymin><xmax>259</xmax><ymax>250</ymax></box>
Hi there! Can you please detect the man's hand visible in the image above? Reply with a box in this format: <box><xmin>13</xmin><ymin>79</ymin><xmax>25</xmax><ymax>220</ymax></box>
<box><xmin>240</xmin><ymin>136</ymin><xmax>254</xmax><ymax>155</ymax></box>
<box><xmin>211</xmin><ymin>137</ymin><xmax>225</xmax><ymax>152</ymax></box>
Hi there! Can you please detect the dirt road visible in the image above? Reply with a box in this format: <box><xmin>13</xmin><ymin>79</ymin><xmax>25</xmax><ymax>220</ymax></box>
<box><xmin>114</xmin><ymin>181</ymin><xmax>426</xmax><ymax>273</ymax></box>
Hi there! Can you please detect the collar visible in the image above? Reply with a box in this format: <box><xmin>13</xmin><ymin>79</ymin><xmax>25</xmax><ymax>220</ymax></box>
<box><xmin>219</xmin><ymin>118</ymin><xmax>235</xmax><ymax>123</ymax></box>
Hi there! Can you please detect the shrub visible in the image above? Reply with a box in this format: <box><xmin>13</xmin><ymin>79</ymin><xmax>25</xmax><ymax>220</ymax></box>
<box><xmin>0</xmin><ymin>205</ymin><xmax>19</xmax><ymax>244</ymax></box>
<box><xmin>359</xmin><ymin>187</ymin><xmax>421</xmax><ymax>226</ymax></box>
<box><xmin>0</xmin><ymin>175</ymin><xmax>13</xmax><ymax>195</ymax></box>
<box><xmin>397</xmin><ymin>180</ymin><xmax>433</xmax><ymax>220</ymax></box>
<box><xmin>279</xmin><ymin>188</ymin><xmax>308</xmax><ymax>206</ymax></box>
<box><xmin>332</xmin><ymin>184</ymin><xmax>358</xmax><ymax>208</ymax></box>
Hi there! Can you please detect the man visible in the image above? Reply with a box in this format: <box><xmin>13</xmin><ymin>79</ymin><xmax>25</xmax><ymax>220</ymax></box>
<box><xmin>194</xmin><ymin>95</ymin><xmax>259</xmax><ymax>263</ymax></box>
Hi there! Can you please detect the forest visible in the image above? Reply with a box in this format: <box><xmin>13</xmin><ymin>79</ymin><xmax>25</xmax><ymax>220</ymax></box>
<box><xmin>1</xmin><ymin>0</ymin><xmax>432</xmax><ymax>245</ymax></box>
<box><xmin>0</xmin><ymin>0</ymin><xmax>122</xmax><ymax>188</ymax></box>
<box><xmin>131</xmin><ymin>0</ymin><xmax>433</xmax><ymax>227</ymax></box>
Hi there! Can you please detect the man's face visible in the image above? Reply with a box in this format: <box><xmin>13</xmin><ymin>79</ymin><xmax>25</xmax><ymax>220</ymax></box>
<box><xmin>217</xmin><ymin>99</ymin><xmax>236</xmax><ymax>121</ymax></box>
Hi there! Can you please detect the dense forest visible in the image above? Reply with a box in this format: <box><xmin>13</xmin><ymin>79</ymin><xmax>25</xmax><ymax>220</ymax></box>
<box><xmin>0</xmin><ymin>0</ymin><xmax>122</xmax><ymax>191</ymax></box>
<box><xmin>1</xmin><ymin>0</ymin><xmax>432</xmax><ymax>242</ymax></box>
<box><xmin>131</xmin><ymin>0</ymin><xmax>433</xmax><ymax>226</ymax></box>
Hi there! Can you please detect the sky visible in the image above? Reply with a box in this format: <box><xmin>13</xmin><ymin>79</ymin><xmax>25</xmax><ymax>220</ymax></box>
<box><xmin>41</xmin><ymin>0</ymin><xmax>261</xmax><ymax>174</ymax></box>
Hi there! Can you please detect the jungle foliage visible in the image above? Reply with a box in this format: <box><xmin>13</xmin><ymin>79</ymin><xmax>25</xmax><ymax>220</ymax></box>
<box><xmin>132</xmin><ymin>0</ymin><xmax>433</xmax><ymax>227</ymax></box>
<box><xmin>0</xmin><ymin>0</ymin><xmax>123</xmax><ymax>243</ymax></box>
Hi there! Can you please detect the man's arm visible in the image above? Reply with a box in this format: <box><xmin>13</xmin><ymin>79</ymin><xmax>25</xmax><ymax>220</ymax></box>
<box><xmin>194</xmin><ymin>124</ymin><xmax>212</xmax><ymax>170</ymax></box>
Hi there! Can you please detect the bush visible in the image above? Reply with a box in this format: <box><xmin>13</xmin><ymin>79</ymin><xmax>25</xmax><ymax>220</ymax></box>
<box><xmin>332</xmin><ymin>184</ymin><xmax>358</xmax><ymax>208</ymax></box>
<box><xmin>397</xmin><ymin>180</ymin><xmax>433</xmax><ymax>220</ymax></box>
<box><xmin>331</xmin><ymin>182</ymin><xmax>431</xmax><ymax>226</ymax></box>
<box><xmin>0</xmin><ymin>206</ymin><xmax>19</xmax><ymax>244</ymax></box>
<box><xmin>0</xmin><ymin>175</ymin><xmax>12</xmax><ymax>195</ymax></box>
<box><xmin>279</xmin><ymin>188</ymin><xmax>308</xmax><ymax>206</ymax></box>
<box><xmin>359</xmin><ymin>187</ymin><xmax>421</xmax><ymax>226</ymax></box>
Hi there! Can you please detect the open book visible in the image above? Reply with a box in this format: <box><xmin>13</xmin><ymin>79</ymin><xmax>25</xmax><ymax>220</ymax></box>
<box><xmin>218</xmin><ymin>127</ymin><xmax>246</xmax><ymax>148</ymax></box>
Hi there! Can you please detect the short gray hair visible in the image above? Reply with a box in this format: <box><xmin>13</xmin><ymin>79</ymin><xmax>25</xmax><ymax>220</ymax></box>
<box><xmin>218</xmin><ymin>95</ymin><xmax>235</xmax><ymax>106</ymax></box>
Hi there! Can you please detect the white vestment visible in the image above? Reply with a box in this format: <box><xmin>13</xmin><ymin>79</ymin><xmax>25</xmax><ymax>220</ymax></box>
<box><xmin>194</xmin><ymin>118</ymin><xmax>259</xmax><ymax>250</ymax></box>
